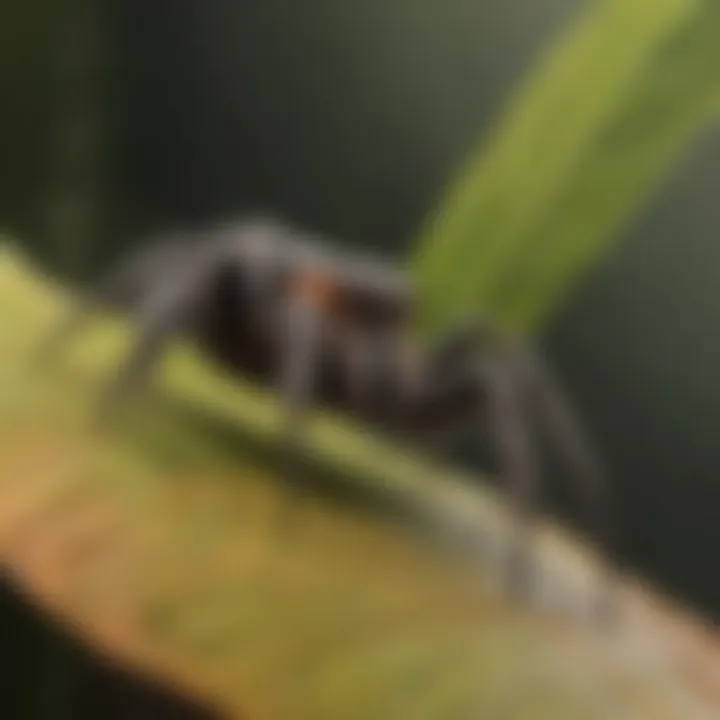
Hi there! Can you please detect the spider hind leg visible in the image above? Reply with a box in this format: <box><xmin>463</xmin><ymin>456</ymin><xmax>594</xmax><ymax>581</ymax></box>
<box><xmin>34</xmin><ymin>236</ymin><xmax>192</xmax><ymax>366</ymax></box>
<box><xmin>91</xmin><ymin>240</ymin><xmax>228</xmax><ymax>428</ymax></box>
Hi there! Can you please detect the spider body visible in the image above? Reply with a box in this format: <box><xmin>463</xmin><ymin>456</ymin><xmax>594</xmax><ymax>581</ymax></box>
<box><xmin>40</xmin><ymin>215</ymin><xmax>616</xmax><ymax>620</ymax></box>
<box><xmin>199</xmin><ymin>237</ymin><xmax>485</xmax><ymax>435</ymax></box>
<box><xmin>193</xmin><ymin>223</ymin><xmax>417</xmax><ymax>423</ymax></box>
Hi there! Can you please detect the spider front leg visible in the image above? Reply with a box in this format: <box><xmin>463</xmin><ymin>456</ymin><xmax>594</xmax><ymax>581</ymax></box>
<box><xmin>517</xmin><ymin>347</ymin><xmax>618</xmax><ymax>624</ymax></box>
<box><xmin>482</xmin><ymin>354</ymin><xmax>542</xmax><ymax>605</ymax></box>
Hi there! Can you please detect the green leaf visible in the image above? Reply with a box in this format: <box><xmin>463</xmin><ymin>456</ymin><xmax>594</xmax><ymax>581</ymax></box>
<box><xmin>4</xmin><ymin>247</ymin><xmax>720</xmax><ymax>720</ymax></box>
<box><xmin>413</xmin><ymin>0</ymin><xmax>720</xmax><ymax>336</ymax></box>
<box><xmin>489</xmin><ymin>6</ymin><xmax>720</xmax><ymax>330</ymax></box>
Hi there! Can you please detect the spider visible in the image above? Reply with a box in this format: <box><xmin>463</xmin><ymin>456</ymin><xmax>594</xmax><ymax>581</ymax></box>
<box><xmin>38</xmin><ymin>215</ymin><xmax>616</xmax><ymax>621</ymax></box>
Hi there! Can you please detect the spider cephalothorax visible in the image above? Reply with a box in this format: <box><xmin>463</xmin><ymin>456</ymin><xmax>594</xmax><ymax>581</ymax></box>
<box><xmin>39</xmin><ymin>215</ymin><xmax>616</xmax><ymax>620</ymax></box>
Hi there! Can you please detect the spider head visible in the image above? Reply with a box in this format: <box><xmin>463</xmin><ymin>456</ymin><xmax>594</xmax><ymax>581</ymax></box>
<box><xmin>400</xmin><ymin>318</ymin><xmax>503</xmax><ymax>433</ymax></box>
<box><xmin>429</xmin><ymin>317</ymin><xmax>501</xmax><ymax>373</ymax></box>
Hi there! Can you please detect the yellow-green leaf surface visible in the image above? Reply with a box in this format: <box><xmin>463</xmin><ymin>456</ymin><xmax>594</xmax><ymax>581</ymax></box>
<box><xmin>414</xmin><ymin>0</ymin><xmax>720</xmax><ymax>336</ymax></box>
<box><xmin>2</xmin><ymin>245</ymin><xmax>719</xmax><ymax>719</ymax></box>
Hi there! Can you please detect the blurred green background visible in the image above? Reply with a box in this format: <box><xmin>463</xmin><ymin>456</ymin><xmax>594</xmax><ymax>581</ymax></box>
<box><xmin>2</xmin><ymin>0</ymin><xmax>720</xmax><ymax>624</ymax></box>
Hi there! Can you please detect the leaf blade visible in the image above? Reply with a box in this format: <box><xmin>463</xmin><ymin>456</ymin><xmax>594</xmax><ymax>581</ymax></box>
<box><xmin>490</xmin><ymin>7</ymin><xmax>720</xmax><ymax>330</ymax></box>
<box><xmin>413</xmin><ymin>0</ymin><xmax>704</xmax><ymax>336</ymax></box>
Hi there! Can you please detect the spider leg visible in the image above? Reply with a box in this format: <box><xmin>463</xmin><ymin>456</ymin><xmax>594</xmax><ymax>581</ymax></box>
<box><xmin>269</xmin><ymin>283</ymin><xmax>327</xmax><ymax>537</ymax></box>
<box><xmin>343</xmin><ymin>327</ymin><xmax>407</xmax><ymax>421</ymax></box>
<box><xmin>94</xmin><ymin>293</ymin><xmax>182</xmax><ymax>428</ymax></box>
<box><xmin>93</xmin><ymin>245</ymin><xmax>219</xmax><ymax>428</ymax></box>
<box><xmin>482</xmin><ymin>354</ymin><xmax>541</xmax><ymax>604</ymax></box>
<box><xmin>278</xmin><ymin>285</ymin><xmax>325</xmax><ymax>467</ymax></box>
<box><xmin>516</xmin><ymin>347</ymin><xmax>617</xmax><ymax>623</ymax></box>
<box><xmin>343</xmin><ymin>332</ymin><xmax>378</xmax><ymax>414</ymax></box>
<box><xmin>34</xmin><ymin>236</ymin><xmax>189</xmax><ymax>364</ymax></box>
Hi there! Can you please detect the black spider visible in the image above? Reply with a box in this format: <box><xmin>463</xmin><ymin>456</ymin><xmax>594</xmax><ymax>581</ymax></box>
<box><xmin>38</xmin><ymin>215</ymin><xmax>616</xmax><ymax>621</ymax></box>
